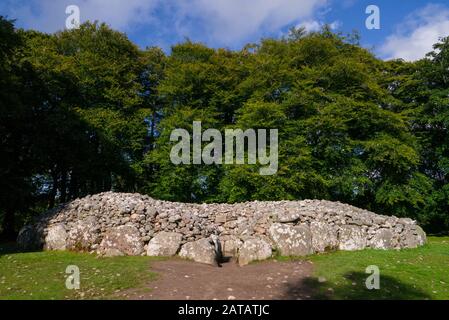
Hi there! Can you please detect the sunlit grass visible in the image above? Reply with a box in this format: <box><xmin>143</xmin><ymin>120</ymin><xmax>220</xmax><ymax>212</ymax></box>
<box><xmin>278</xmin><ymin>237</ymin><xmax>449</xmax><ymax>300</ymax></box>
<box><xmin>0</xmin><ymin>245</ymin><xmax>161</xmax><ymax>300</ymax></box>
<box><xmin>1</xmin><ymin>237</ymin><xmax>448</xmax><ymax>300</ymax></box>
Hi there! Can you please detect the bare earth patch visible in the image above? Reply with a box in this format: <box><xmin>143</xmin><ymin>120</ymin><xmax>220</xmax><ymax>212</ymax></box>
<box><xmin>123</xmin><ymin>258</ymin><xmax>315</xmax><ymax>300</ymax></box>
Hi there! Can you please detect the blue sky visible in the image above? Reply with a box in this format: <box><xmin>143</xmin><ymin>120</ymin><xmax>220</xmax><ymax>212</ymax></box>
<box><xmin>1</xmin><ymin>0</ymin><xmax>449</xmax><ymax>60</ymax></box>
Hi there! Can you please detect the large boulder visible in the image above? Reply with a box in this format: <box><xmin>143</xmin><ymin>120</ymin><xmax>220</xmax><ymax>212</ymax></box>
<box><xmin>310</xmin><ymin>221</ymin><xmax>338</xmax><ymax>252</ymax></box>
<box><xmin>369</xmin><ymin>228</ymin><xmax>394</xmax><ymax>249</ymax></box>
<box><xmin>269</xmin><ymin>223</ymin><xmax>313</xmax><ymax>256</ymax></box>
<box><xmin>338</xmin><ymin>225</ymin><xmax>367</xmax><ymax>251</ymax></box>
<box><xmin>98</xmin><ymin>225</ymin><xmax>144</xmax><ymax>257</ymax></box>
<box><xmin>179</xmin><ymin>238</ymin><xmax>216</xmax><ymax>265</ymax></box>
<box><xmin>66</xmin><ymin>217</ymin><xmax>101</xmax><ymax>252</ymax></box>
<box><xmin>17</xmin><ymin>225</ymin><xmax>44</xmax><ymax>251</ymax></box>
<box><xmin>238</xmin><ymin>238</ymin><xmax>272</xmax><ymax>266</ymax></box>
<box><xmin>44</xmin><ymin>224</ymin><xmax>67</xmax><ymax>251</ymax></box>
<box><xmin>147</xmin><ymin>231</ymin><xmax>182</xmax><ymax>256</ymax></box>
<box><xmin>220</xmin><ymin>235</ymin><xmax>243</xmax><ymax>257</ymax></box>
<box><xmin>402</xmin><ymin>225</ymin><xmax>426</xmax><ymax>248</ymax></box>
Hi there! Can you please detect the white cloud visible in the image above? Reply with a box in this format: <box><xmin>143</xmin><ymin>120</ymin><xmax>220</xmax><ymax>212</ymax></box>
<box><xmin>380</xmin><ymin>4</ymin><xmax>449</xmax><ymax>61</ymax></box>
<box><xmin>297</xmin><ymin>19</ymin><xmax>341</xmax><ymax>32</ymax></box>
<box><xmin>300</xmin><ymin>20</ymin><xmax>322</xmax><ymax>32</ymax></box>
<box><xmin>171</xmin><ymin>0</ymin><xmax>328</xmax><ymax>44</ymax></box>
<box><xmin>3</xmin><ymin>0</ymin><xmax>328</xmax><ymax>46</ymax></box>
<box><xmin>6</xmin><ymin>0</ymin><xmax>161</xmax><ymax>32</ymax></box>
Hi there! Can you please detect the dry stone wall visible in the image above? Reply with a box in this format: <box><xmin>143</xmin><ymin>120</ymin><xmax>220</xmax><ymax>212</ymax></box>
<box><xmin>17</xmin><ymin>192</ymin><xmax>427</xmax><ymax>266</ymax></box>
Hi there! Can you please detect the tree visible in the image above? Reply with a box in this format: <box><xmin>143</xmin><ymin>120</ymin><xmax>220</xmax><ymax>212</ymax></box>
<box><xmin>21</xmin><ymin>22</ymin><xmax>147</xmax><ymax>204</ymax></box>
<box><xmin>387</xmin><ymin>37</ymin><xmax>449</xmax><ymax>232</ymax></box>
<box><xmin>0</xmin><ymin>17</ymin><xmax>44</xmax><ymax>238</ymax></box>
<box><xmin>144</xmin><ymin>41</ymin><xmax>247</xmax><ymax>202</ymax></box>
<box><xmin>1</xmin><ymin>17</ymin><xmax>448</xmax><ymax>236</ymax></box>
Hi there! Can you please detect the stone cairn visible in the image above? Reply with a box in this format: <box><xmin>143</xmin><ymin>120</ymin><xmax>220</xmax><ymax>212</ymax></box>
<box><xmin>17</xmin><ymin>192</ymin><xmax>427</xmax><ymax>266</ymax></box>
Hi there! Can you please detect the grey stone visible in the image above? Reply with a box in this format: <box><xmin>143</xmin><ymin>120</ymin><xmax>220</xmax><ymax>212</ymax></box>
<box><xmin>369</xmin><ymin>229</ymin><xmax>393</xmax><ymax>249</ymax></box>
<box><xmin>98</xmin><ymin>225</ymin><xmax>143</xmax><ymax>256</ymax></box>
<box><xmin>215</xmin><ymin>213</ymin><xmax>227</xmax><ymax>224</ymax></box>
<box><xmin>168</xmin><ymin>214</ymin><xmax>181</xmax><ymax>223</ymax></box>
<box><xmin>310</xmin><ymin>221</ymin><xmax>338</xmax><ymax>252</ymax></box>
<box><xmin>403</xmin><ymin>225</ymin><xmax>426</xmax><ymax>248</ymax></box>
<box><xmin>16</xmin><ymin>192</ymin><xmax>427</xmax><ymax>260</ymax></box>
<box><xmin>103</xmin><ymin>248</ymin><xmax>125</xmax><ymax>257</ymax></box>
<box><xmin>179</xmin><ymin>238</ymin><xmax>216</xmax><ymax>265</ymax></box>
<box><xmin>276</xmin><ymin>210</ymin><xmax>302</xmax><ymax>223</ymax></box>
<box><xmin>269</xmin><ymin>223</ymin><xmax>313</xmax><ymax>256</ymax></box>
<box><xmin>220</xmin><ymin>235</ymin><xmax>242</xmax><ymax>257</ymax></box>
<box><xmin>44</xmin><ymin>224</ymin><xmax>67</xmax><ymax>251</ymax></box>
<box><xmin>17</xmin><ymin>225</ymin><xmax>43</xmax><ymax>250</ymax></box>
<box><xmin>147</xmin><ymin>231</ymin><xmax>182</xmax><ymax>256</ymax></box>
<box><xmin>338</xmin><ymin>225</ymin><xmax>367</xmax><ymax>251</ymax></box>
<box><xmin>238</xmin><ymin>238</ymin><xmax>272</xmax><ymax>266</ymax></box>
<box><xmin>66</xmin><ymin>217</ymin><xmax>101</xmax><ymax>251</ymax></box>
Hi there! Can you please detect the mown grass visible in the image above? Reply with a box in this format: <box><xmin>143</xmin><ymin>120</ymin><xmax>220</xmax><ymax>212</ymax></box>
<box><xmin>0</xmin><ymin>243</ymin><xmax>161</xmax><ymax>300</ymax></box>
<box><xmin>277</xmin><ymin>236</ymin><xmax>449</xmax><ymax>300</ymax></box>
<box><xmin>1</xmin><ymin>237</ymin><xmax>448</xmax><ymax>300</ymax></box>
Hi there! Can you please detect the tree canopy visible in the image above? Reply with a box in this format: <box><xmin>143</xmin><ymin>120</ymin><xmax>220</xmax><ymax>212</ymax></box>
<box><xmin>1</xmin><ymin>18</ymin><xmax>448</xmax><ymax>237</ymax></box>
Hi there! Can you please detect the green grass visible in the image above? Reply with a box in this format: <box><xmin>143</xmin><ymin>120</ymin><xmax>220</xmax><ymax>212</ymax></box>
<box><xmin>1</xmin><ymin>237</ymin><xmax>448</xmax><ymax>300</ymax></box>
<box><xmin>0</xmin><ymin>244</ymin><xmax>161</xmax><ymax>300</ymax></box>
<box><xmin>277</xmin><ymin>236</ymin><xmax>449</xmax><ymax>300</ymax></box>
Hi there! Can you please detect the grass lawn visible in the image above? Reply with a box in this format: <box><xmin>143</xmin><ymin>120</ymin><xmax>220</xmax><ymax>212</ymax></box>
<box><xmin>1</xmin><ymin>237</ymin><xmax>448</xmax><ymax>300</ymax></box>
<box><xmin>279</xmin><ymin>236</ymin><xmax>449</xmax><ymax>300</ymax></box>
<box><xmin>0</xmin><ymin>243</ymin><xmax>162</xmax><ymax>300</ymax></box>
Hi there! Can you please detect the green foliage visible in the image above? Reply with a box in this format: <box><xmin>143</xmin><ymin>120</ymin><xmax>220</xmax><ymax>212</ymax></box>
<box><xmin>1</xmin><ymin>17</ymin><xmax>448</xmax><ymax>235</ymax></box>
<box><xmin>0</xmin><ymin>17</ymin><xmax>40</xmax><ymax>238</ymax></box>
<box><xmin>385</xmin><ymin>36</ymin><xmax>449</xmax><ymax>232</ymax></box>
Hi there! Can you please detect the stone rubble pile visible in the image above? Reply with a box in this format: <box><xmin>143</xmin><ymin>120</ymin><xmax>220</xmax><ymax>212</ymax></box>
<box><xmin>17</xmin><ymin>192</ymin><xmax>427</xmax><ymax>266</ymax></box>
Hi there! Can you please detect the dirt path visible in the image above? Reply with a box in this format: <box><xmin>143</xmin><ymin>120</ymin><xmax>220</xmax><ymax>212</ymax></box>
<box><xmin>124</xmin><ymin>258</ymin><xmax>316</xmax><ymax>300</ymax></box>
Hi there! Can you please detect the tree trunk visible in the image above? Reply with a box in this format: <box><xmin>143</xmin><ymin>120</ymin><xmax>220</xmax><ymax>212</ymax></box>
<box><xmin>68</xmin><ymin>171</ymin><xmax>79</xmax><ymax>200</ymax></box>
<box><xmin>48</xmin><ymin>170</ymin><xmax>59</xmax><ymax>209</ymax></box>
<box><xmin>2</xmin><ymin>208</ymin><xmax>16</xmax><ymax>240</ymax></box>
<box><xmin>60</xmin><ymin>170</ymin><xmax>67</xmax><ymax>203</ymax></box>
<box><xmin>149</xmin><ymin>110</ymin><xmax>157</xmax><ymax>151</ymax></box>
<box><xmin>104</xmin><ymin>172</ymin><xmax>112</xmax><ymax>191</ymax></box>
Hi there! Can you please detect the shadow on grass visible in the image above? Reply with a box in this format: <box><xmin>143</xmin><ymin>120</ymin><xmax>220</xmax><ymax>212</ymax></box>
<box><xmin>0</xmin><ymin>242</ymin><xmax>23</xmax><ymax>256</ymax></box>
<box><xmin>284</xmin><ymin>271</ymin><xmax>432</xmax><ymax>300</ymax></box>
